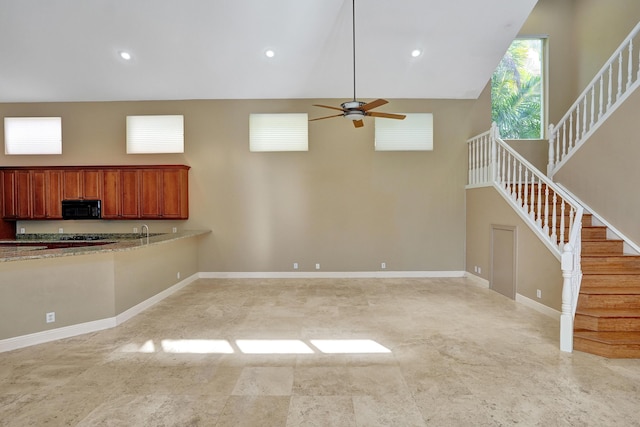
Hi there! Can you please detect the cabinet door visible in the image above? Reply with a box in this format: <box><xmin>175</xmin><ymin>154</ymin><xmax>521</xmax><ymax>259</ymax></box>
<box><xmin>101</xmin><ymin>170</ymin><xmax>121</xmax><ymax>218</ymax></box>
<box><xmin>63</xmin><ymin>170</ymin><xmax>82</xmax><ymax>199</ymax></box>
<box><xmin>46</xmin><ymin>170</ymin><xmax>63</xmax><ymax>219</ymax></box>
<box><xmin>31</xmin><ymin>170</ymin><xmax>47</xmax><ymax>219</ymax></box>
<box><xmin>140</xmin><ymin>170</ymin><xmax>161</xmax><ymax>217</ymax></box>
<box><xmin>121</xmin><ymin>170</ymin><xmax>140</xmax><ymax>218</ymax></box>
<box><xmin>15</xmin><ymin>170</ymin><xmax>31</xmax><ymax>218</ymax></box>
<box><xmin>83</xmin><ymin>170</ymin><xmax>101</xmax><ymax>199</ymax></box>
<box><xmin>161</xmin><ymin>169</ymin><xmax>188</xmax><ymax>219</ymax></box>
<box><xmin>1</xmin><ymin>171</ymin><xmax>17</xmax><ymax>219</ymax></box>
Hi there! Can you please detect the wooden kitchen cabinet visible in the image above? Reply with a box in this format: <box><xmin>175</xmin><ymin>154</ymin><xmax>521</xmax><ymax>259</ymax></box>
<box><xmin>140</xmin><ymin>167</ymin><xmax>188</xmax><ymax>219</ymax></box>
<box><xmin>1</xmin><ymin>165</ymin><xmax>188</xmax><ymax>220</ymax></box>
<box><xmin>63</xmin><ymin>169</ymin><xmax>101</xmax><ymax>200</ymax></box>
<box><xmin>102</xmin><ymin>169</ymin><xmax>140</xmax><ymax>219</ymax></box>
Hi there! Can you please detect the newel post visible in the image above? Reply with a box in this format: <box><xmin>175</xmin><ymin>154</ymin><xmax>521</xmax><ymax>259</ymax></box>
<box><xmin>547</xmin><ymin>124</ymin><xmax>556</xmax><ymax>177</ymax></box>
<box><xmin>560</xmin><ymin>243</ymin><xmax>574</xmax><ymax>352</ymax></box>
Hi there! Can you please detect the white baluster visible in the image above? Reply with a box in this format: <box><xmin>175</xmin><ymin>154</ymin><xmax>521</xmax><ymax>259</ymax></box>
<box><xmin>559</xmin><ymin>200</ymin><xmax>566</xmax><ymax>249</ymax></box>
<box><xmin>576</xmin><ymin>104</ymin><xmax>581</xmax><ymax>142</ymax></box>
<box><xmin>618</xmin><ymin>52</ymin><xmax>623</xmax><ymax>100</ymax></box>
<box><xmin>627</xmin><ymin>40</ymin><xmax>633</xmax><ymax>90</ymax></box>
<box><xmin>516</xmin><ymin>163</ymin><xmax>522</xmax><ymax>204</ymax></box>
<box><xmin>590</xmin><ymin>87</ymin><xmax>595</xmax><ymax>128</ymax></box>
<box><xmin>523</xmin><ymin>169</ymin><xmax>529</xmax><ymax>212</ymax></box>
<box><xmin>547</xmin><ymin>125</ymin><xmax>555</xmax><ymax>177</ymax></box>
<box><xmin>569</xmin><ymin>115</ymin><xmax>574</xmax><ymax>152</ymax></box>
<box><xmin>598</xmin><ymin>75</ymin><xmax>604</xmax><ymax>119</ymax></box>
<box><xmin>501</xmin><ymin>146</ymin><xmax>507</xmax><ymax>190</ymax></box>
<box><xmin>543</xmin><ymin>186</ymin><xmax>550</xmax><ymax>234</ymax></box>
<box><xmin>536</xmin><ymin>181</ymin><xmax>542</xmax><ymax>227</ymax></box>
<box><xmin>491</xmin><ymin>134</ymin><xmax>497</xmax><ymax>183</ymax></box>
<box><xmin>511</xmin><ymin>155</ymin><xmax>518</xmax><ymax>201</ymax></box>
<box><xmin>607</xmin><ymin>63</ymin><xmax>613</xmax><ymax>110</ymax></box>
<box><xmin>468</xmin><ymin>143</ymin><xmax>472</xmax><ymax>185</ymax></box>
<box><xmin>551</xmin><ymin>192</ymin><xmax>558</xmax><ymax>243</ymax></box>
<box><xmin>529</xmin><ymin>174</ymin><xmax>536</xmax><ymax>220</ymax></box>
<box><xmin>562</xmin><ymin>123</ymin><xmax>567</xmax><ymax>159</ymax></box>
<box><xmin>582</xmin><ymin>97</ymin><xmax>587</xmax><ymax>137</ymax></box>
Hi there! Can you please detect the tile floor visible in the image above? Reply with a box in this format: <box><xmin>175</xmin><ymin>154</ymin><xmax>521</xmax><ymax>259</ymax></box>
<box><xmin>1</xmin><ymin>277</ymin><xmax>640</xmax><ymax>426</ymax></box>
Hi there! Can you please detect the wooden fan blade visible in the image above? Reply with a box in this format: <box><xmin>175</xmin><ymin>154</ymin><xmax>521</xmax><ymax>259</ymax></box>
<box><xmin>361</xmin><ymin>99</ymin><xmax>388</xmax><ymax>111</ymax></box>
<box><xmin>309</xmin><ymin>113</ymin><xmax>343</xmax><ymax>121</ymax></box>
<box><xmin>353</xmin><ymin>119</ymin><xmax>364</xmax><ymax>128</ymax></box>
<box><xmin>312</xmin><ymin>104</ymin><xmax>346</xmax><ymax>112</ymax></box>
<box><xmin>366</xmin><ymin>111</ymin><xmax>406</xmax><ymax>120</ymax></box>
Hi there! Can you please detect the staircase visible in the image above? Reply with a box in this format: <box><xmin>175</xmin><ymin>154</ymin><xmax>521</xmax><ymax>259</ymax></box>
<box><xmin>573</xmin><ymin>215</ymin><xmax>640</xmax><ymax>358</ymax></box>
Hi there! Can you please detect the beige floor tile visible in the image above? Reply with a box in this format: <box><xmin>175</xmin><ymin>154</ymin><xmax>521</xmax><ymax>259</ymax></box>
<box><xmin>0</xmin><ymin>277</ymin><xmax>638</xmax><ymax>426</ymax></box>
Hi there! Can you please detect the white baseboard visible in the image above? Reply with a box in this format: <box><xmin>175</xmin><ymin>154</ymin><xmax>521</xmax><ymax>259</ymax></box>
<box><xmin>115</xmin><ymin>272</ymin><xmax>199</xmax><ymax>325</ymax></box>
<box><xmin>200</xmin><ymin>271</ymin><xmax>467</xmax><ymax>279</ymax></box>
<box><xmin>465</xmin><ymin>272</ymin><xmax>489</xmax><ymax>288</ymax></box>
<box><xmin>516</xmin><ymin>293</ymin><xmax>561</xmax><ymax>320</ymax></box>
<box><xmin>0</xmin><ymin>272</ymin><xmax>200</xmax><ymax>353</ymax></box>
<box><xmin>0</xmin><ymin>318</ymin><xmax>115</xmax><ymax>353</ymax></box>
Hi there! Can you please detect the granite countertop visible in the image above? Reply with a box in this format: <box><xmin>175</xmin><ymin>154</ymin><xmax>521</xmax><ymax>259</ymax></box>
<box><xmin>0</xmin><ymin>230</ymin><xmax>210</xmax><ymax>262</ymax></box>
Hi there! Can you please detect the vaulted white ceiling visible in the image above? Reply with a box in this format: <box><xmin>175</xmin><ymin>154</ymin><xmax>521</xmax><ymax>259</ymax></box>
<box><xmin>0</xmin><ymin>0</ymin><xmax>538</xmax><ymax>103</ymax></box>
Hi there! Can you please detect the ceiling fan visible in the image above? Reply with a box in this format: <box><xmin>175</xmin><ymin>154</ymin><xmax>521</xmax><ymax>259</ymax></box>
<box><xmin>310</xmin><ymin>0</ymin><xmax>406</xmax><ymax>128</ymax></box>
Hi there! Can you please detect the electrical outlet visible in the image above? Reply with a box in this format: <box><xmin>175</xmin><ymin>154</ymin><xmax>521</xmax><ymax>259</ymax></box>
<box><xmin>20</xmin><ymin>227</ymin><xmax>25</xmax><ymax>234</ymax></box>
<box><xmin>46</xmin><ymin>312</ymin><xmax>55</xmax><ymax>323</ymax></box>
<box><xmin>177</xmin><ymin>272</ymin><xmax>181</xmax><ymax>279</ymax></box>
<box><xmin>58</xmin><ymin>228</ymin><xmax>63</xmax><ymax>234</ymax></box>
<box><xmin>536</xmin><ymin>289</ymin><xmax>542</xmax><ymax>298</ymax></box>
<box><xmin>474</xmin><ymin>266</ymin><xmax>478</xmax><ymax>273</ymax></box>
<box><xmin>133</xmin><ymin>227</ymin><xmax>138</xmax><ymax>233</ymax></box>
<box><xmin>293</xmin><ymin>262</ymin><xmax>299</xmax><ymax>270</ymax></box>
<box><xmin>172</xmin><ymin>227</ymin><xmax>178</xmax><ymax>233</ymax></box>
<box><xmin>315</xmin><ymin>263</ymin><xmax>320</xmax><ymax>270</ymax></box>
<box><xmin>381</xmin><ymin>262</ymin><xmax>386</xmax><ymax>269</ymax></box>
<box><xmin>478</xmin><ymin>267</ymin><xmax>482</xmax><ymax>274</ymax></box>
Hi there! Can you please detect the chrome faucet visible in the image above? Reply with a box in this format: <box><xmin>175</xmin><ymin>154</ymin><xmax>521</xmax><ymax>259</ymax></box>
<box><xmin>141</xmin><ymin>224</ymin><xmax>149</xmax><ymax>239</ymax></box>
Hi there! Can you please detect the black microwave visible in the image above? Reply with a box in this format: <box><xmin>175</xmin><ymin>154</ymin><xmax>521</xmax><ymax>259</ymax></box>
<box><xmin>62</xmin><ymin>200</ymin><xmax>101</xmax><ymax>220</ymax></box>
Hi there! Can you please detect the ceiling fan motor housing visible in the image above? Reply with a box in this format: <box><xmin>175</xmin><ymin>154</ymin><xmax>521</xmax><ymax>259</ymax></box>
<box><xmin>341</xmin><ymin>101</ymin><xmax>366</xmax><ymax>120</ymax></box>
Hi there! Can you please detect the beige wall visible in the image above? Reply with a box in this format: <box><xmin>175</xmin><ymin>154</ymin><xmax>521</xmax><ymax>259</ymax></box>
<box><xmin>1</xmin><ymin>97</ymin><xmax>489</xmax><ymax>273</ymax></box>
<box><xmin>0</xmin><ymin>236</ymin><xmax>199</xmax><ymax>340</ymax></box>
<box><xmin>554</xmin><ymin>88</ymin><xmax>640</xmax><ymax>245</ymax></box>
<box><xmin>573</xmin><ymin>0</ymin><xmax>640</xmax><ymax>93</ymax></box>
<box><xmin>466</xmin><ymin>187</ymin><xmax>563</xmax><ymax>309</ymax></box>
<box><xmin>0</xmin><ymin>253</ymin><xmax>115</xmax><ymax>339</ymax></box>
<box><xmin>114</xmin><ymin>238</ymin><xmax>198</xmax><ymax>313</ymax></box>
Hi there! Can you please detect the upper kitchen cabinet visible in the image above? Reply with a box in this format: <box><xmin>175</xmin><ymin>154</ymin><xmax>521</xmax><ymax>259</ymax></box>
<box><xmin>0</xmin><ymin>165</ymin><xmax>189</xmax><ymax>221</ymax></box>
<box><xmin>1</xmin><ymin>169</ymin><xmax>63</xmax><ymax>220</ymax></box>
<box><xmin>102</xmin><ymin>169</ymin><xmax>141</xmax><ymax>219</ymax></box>
<box><xmin>140</xmin><ymin>166</ymin><xmax>189</xmax><ymax>219</ymax></box>
<box><xmin>63</xmin><ymin>169</ymin><xmax>102</xmax><ymax>200</ymax></box>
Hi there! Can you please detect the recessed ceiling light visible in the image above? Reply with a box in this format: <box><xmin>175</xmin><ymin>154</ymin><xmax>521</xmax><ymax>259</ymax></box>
<box><xmin>119</xmin><ymin>51</ymin><xmax>132</xmax><ymax>60</ymax></box>
<box><xmin>411</xmin><ymin>49</ymin><xmax>422</xmax><ymax>58</ymax></box>
<box><xmin>265</xmin><ymin>49</ymin><xmax>275</xmax><ymax>58</ymax></box>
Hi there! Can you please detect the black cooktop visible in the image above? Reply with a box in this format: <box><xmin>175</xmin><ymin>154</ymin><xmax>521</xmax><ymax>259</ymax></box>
<box><xmin>58</xmin><ymin>234</ymin><xmax>107</xmax><ymax>241</ymax></box>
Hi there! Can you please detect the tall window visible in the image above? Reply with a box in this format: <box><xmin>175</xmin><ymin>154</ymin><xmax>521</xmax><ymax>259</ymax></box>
<box><xmin>491</xmin><ymin>38</ymin><xmax>544</xmax><ymax>139</ymax></box>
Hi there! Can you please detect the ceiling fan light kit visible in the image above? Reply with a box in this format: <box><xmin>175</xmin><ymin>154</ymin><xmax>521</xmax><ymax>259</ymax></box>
<box><xmin>310</xmin><ymin>0</ymin><xmax>406</xmax><ymax>128</ymax></box>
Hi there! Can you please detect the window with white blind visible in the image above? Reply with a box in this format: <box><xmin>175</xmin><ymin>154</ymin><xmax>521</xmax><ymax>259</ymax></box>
<box><xmin>249</xmin><ymin>113</ymin><xmax>308</xmax><ymax>152</ymax></box>
<box><xmin>374</xmin><ymin>113</ymin><xmax>433</xmax><ymax>151</ymax></box>
<box><xmin>4</xmin><ymin>117</ymin><xmax>62</xmax><ymax>155</ymax></box>
<box><xmin>126</xmin><ymin>115</ymin><xmax>184</xmax><ymax>154</ymax></box>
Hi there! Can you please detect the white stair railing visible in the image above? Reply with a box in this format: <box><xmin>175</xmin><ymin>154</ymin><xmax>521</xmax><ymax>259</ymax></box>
<box><xmin>548</xmin><ymin>21</ymin><xmax>640</xmax><ymax>177</ymax></box>
<box><xmin>468</xmin><ymin>123</ymin><xmax>583</xmax><ymax>352</ymax></box>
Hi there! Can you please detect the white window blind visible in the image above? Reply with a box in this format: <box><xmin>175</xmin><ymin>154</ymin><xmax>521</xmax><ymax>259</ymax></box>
<box><xmin>374</xmin><ymin>113</ymin><xmax>433</xmax><ymax>151</ymax></box>
<box><xmin>126</xmin><ymin>115</ymin><xmax>184</xmax><ymax>154</ymax></box>
<box><xmin>4</xmin><ymin>117</ymin><xmax>62</xmax><ymax>155</ymax></box>
<box><xmin>249</xmin><ymin>113</ymin><xmax>308</xmax><ymax>152</ymax></box>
